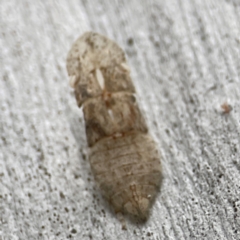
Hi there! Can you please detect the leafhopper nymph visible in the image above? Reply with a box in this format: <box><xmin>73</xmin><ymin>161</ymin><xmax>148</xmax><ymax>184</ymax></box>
<box><xmin>66</xmin><ymin>32</ymin><xmax>162</xmax><ymax>223</ymax></box>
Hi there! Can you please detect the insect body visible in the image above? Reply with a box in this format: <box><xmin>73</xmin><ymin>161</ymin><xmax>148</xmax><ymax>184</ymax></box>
<box><xmin>66</xmin><ymin>32</ymin><xmax>162</xmax><ymax>220</ymax></box>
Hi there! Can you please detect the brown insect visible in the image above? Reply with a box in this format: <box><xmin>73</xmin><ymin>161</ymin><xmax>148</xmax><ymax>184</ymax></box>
<box><xmin>66</xmin><ymin>32</ymin><xmax>162</xmax><ymax>223</ymax></box>
<box><xmin>221</xmin><ymin>102</ymin><xmax>232</xmax><ymax>114</ymax></box>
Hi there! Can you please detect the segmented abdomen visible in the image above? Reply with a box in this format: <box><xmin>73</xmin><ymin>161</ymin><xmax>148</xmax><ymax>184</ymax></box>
<box><xmin>89</xmin><ymin>132</ymin><xmax>161</xmax><ymax>218</ymax></box>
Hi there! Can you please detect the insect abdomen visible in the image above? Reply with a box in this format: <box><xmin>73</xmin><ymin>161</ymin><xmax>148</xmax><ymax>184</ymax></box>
<box><xmin>89</xmin><ymin>132</ymin><xmax>161</xmax><ymax>219</ymax></box>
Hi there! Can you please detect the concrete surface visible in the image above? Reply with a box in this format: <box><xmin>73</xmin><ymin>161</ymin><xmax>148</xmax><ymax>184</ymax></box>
<box><xmin>0</xmin><ymin>0</ymin><xmax>240</xmax><ymax>239</ymax></box>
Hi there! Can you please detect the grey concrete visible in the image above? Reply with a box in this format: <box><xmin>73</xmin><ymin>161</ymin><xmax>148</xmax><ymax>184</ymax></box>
<box><xmin>0</xmin><ymin>0</ymin><xmax>240</xmax><ymax>239</ymax></box>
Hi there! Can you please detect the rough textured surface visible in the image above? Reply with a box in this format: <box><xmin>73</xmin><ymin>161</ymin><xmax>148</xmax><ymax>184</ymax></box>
<box><xmin>0</xmin><ymin>0</ymin><xmax>240</xmax><ymax>239</ymax></box>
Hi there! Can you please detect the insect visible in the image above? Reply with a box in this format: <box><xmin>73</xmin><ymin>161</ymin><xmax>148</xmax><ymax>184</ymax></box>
<box><xmin>66</xmin><ymin>32</ymin><xmax>162</xmax><ymax>223</ymax></box>
<box><xmin>221</xmin><ymin>102</ymin><xmax>232</xmax><ymax>114</ymax></box>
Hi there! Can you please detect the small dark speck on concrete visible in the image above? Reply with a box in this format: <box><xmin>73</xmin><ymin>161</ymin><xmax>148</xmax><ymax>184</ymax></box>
<box><xmin>82</xmin><ymin>152</ymin><xmax>87</xmax><ymax>160</ymax></box>
<box><xmin>127</xmin><ymin>37</ymin><xmax>134</xmax><ymax>46</ymax></box>
<box><xmin>71</xmin><ymin>228</ymin><xmax>77</xmax><ymax>234</ymax></box>
<box><xmin>60</xmin><ymin>191</ymin><xmax>65</xmax><ymax>199</ymax></box>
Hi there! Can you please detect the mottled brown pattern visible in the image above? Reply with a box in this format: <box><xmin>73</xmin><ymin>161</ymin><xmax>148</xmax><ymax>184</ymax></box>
<box><xmin>83</xmin><ymin>93</ymin><xmax>148</xmax><ymax>146</ymax></box>
<box><xmin>66</xmin><ymin>32</ymin><xmax>162</xmax><ymax>222</ymax></box>
<box><xmin>89</xmin><ymin>132</ymin><xmax>161</xmax><ymax>217</ymax></box>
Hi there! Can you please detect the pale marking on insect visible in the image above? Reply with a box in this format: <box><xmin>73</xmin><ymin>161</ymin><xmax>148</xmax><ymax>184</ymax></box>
<box><xmin>96</xmin><ymin>68</ymin><xmax>105</xmax><ymax>89</ymax></box>
<box><xmin>108</xmin><ymin>109</ymin><xmax>114</xmax><ymax>120</ymax></box>
<box><xmin>121</xmin><ymin>62</ymin><xmax>131</xmax><ymax>72</ymax></box>
<box><xmin>69</xmin><ymin>75</ymin><xmax>77</xmax><ymax>88</ymax></box>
